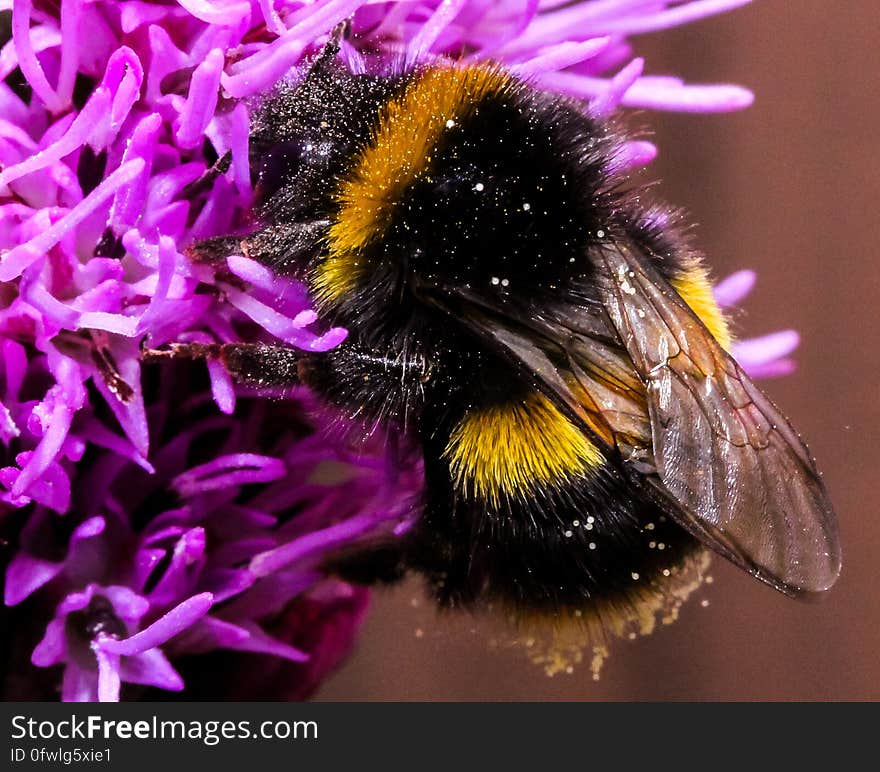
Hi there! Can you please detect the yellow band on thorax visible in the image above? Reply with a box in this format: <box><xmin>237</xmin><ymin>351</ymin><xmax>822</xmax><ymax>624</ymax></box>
<box><xmin>671</xmin><ymin>263</ymin><xmax>732</xmax><ymax>350</ymax></box>
<box><xmin>313</xmin><ymin>64</ymin><xmax>513</xmax><ymax>304</ymax></box>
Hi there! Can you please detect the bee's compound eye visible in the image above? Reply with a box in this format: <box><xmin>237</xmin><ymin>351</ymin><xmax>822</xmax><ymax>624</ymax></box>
<box><xmin>257</xmin><ymin>139</ymin><xmax>307</xmax><ymax>195</ymax></box>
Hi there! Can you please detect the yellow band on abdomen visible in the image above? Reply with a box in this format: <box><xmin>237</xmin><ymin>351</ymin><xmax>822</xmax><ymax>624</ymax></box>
<box><xmin>444</xmin><ymin>391</ymin><xmax>603</xmax><ymax>505</ymax></box>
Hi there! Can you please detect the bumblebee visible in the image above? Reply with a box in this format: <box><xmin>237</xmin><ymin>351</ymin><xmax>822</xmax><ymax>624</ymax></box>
<box><xmin>149</xmin><ymin>36</ymin><xmax>840</xmax><ymax>657</ymax></box>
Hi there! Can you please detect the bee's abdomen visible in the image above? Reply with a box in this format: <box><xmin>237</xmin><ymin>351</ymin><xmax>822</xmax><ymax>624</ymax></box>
<box><xmin>418</xmin><ymin>463</ymin><xmax>699</xmax><ymax>614</ymax></box>
<box><xmin>481</xmin><ymin>481</ymin><xmax>696</xmax><ymax>612</ymax></box>
<box><xmin>413</xmin><ymin>392</ymin><xmax>701</xmax><ymax>614</ymax></box>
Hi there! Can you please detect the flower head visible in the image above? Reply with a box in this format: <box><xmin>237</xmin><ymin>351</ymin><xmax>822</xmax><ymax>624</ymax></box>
<box><xmin>0</xmin><ymin>0</ymin><xmax>778</xmax><ymax>700</ymax></box>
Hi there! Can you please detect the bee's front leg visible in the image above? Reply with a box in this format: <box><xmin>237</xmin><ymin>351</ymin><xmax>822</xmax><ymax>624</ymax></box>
<box><xmin>141</xmin><ymin>342</ymin><xmax>302</xmax><ymax>389</ymax></box>
<box><xmin>186</xmin><ymin>220</ymin><xmax>328</xmax><ymax>275</ymax></box>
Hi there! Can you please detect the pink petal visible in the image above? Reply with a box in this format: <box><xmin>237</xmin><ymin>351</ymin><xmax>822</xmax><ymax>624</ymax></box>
<box><xmin>407</xmin><ymin>0</ymin><xmax>470</xmax><ymax>61</ymax></box>
<box><xmin>207</xmin><ymin>358</ymin><xmax>236</xmax><ymax>415</ymax></box>
<box><xmin>173</xmin><ymin>454</ymin><xmax>286</xmax><ymax>497</ymax></box>
<box><xmin>733</xmin><ymin>330</ymin><xmax>800</xmax><ymax>368</ymax></box>
<box><xmin>590</xmin><ymin>57</ymin><xmax>644</xmax><ymax>116</ymax></box>
<box><xmin>97</xmin><ymin>593</ymin><xmax>214</xmax><ymax>657</ymax></box>
<box><xmin>225</xmin><ymin>620</ymin><xmax>310</xmax><ymax>662</ymax></box>
<box><xmin>5</xmin><ymin>554</ymin><xmax>62</xmax><ymax>606</ymax></box>
<box><xmin>11</xmin><ymin>402</ymin><xmax>74</xmax><ymax>496</ymax></box>
<box><xmin>61</xmin><ymin>665</ymin><xmax>97</xmax><ymax>703</ymax></box>
<box><xmin>251</xmin><ymin>511</ymin><xmax>387</xmax><ymax>577</ymax></box>
<box><xmin>714</xmin><ymin>269</ymin><xmax>757</xmax><ymax>307</ymax></box>
<box><xmin>176</xmin><ymin>0</ymin><xmax>251</xmax><ymax>26</ymax></box>
<box><xmin>93</xmin><ymin>645</ymin><xmax>122</xmax><ymax>702</ymax></box>
<box><xmin>0</xmin><ymin>159</ymin><xmax>145</xmax><ymax>281</ymax></box>
<box><xmin>32</xmin><ymin>619</ymin><xmax>68</xmax><ymax>667</ymax></box>
<box><xmin>11</xmin><ymin>0</ymin><xmax>65</xmax><ymax>112</ymax></box>
<box><xmin>0</xmin><ymin>88</ymin><xmax>112</xmax><ymax>188</ymax></box>
<box><xmin>119</xmin><ymin>649</ymin><xmax>185</xmax><ymax>691</ymax></box>
<box><xmin>176</xmin><ymin>48</ymin><xmax>224</xmax><ymax>150</ymax></box>
<box><xmin>510</xmin><ymin>37</ymin><xmax>611</xmax><ymax>78</ymax></box>
<box><xmin>739</xmin><ymin>358</ymin><xmax>796</xmax><ymax>380</ymax></box>
<box><xmin>226</xmin><ymin>254</ymin><xmax>275</xmax><ymax>291</ymax></box>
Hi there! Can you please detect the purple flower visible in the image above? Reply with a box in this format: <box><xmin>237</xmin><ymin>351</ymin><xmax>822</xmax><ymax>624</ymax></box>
<box><xmin>31</xmin><ymin>585</ymin><xmax>212</xmax><ymax>702</ymax></box>
<box><xmin>0</xmin><ymin>0</ymin><xmax>783</xmax><ymax>701</ymax></box>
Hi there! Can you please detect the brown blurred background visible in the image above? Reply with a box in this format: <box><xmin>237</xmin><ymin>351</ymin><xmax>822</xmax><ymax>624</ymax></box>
<box><xmin>317</xmin><ymin>0</ymin><xmax>880</xmax><ymax>700</ymax></box>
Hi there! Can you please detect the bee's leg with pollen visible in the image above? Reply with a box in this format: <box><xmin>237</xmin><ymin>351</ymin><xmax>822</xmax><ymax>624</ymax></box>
<box><xmin>186</xmin><ymin>221</ymin><xmax>328</xmax><ymax>275</ymax></box>
<box><xmin>242</xmin><ymin>221</ymin><xmax>329</xmax><ymax>273</ymax></box>
<box><xmin>184</xmin><ymin>235</ymin><xmax>245</xmax><ymax>267</ymax></box>
<box><xmin>141</xmin><ymin>342</ymin><xmax>301</xmax><ymax>388</ymax></box>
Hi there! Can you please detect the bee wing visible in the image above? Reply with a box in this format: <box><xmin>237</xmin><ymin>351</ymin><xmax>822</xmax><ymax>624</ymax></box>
<box><xmin>470</xmin><ymin>303</ymin><xmax>655</xmax><ymax>460</ymax></box>
<box><xmin>595</xmin><ymin>243</ymin><xmax>840</xmax><ymax>594</ymax></box>
<box><xmin>433</xmin><ymin>245</ymin><xmax>840</xmax><ymax>596</ymax></box>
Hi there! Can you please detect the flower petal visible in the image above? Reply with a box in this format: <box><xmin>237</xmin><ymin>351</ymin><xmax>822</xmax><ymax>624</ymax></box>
<box><xmin>98</xmin><ymin>593</ymin><xmax>214</xmax><ymax>657</ymax></box>
<box><xmin>119</xmin><ymin>649</ymin><xmax>185</xmax><ymax>691</ymax></box>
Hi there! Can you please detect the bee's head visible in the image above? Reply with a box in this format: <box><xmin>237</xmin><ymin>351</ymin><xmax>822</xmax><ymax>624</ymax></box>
<box><xmin>249</xmin><ymin>65</ymin><xmax>401</xmax><ymax>224</ymax></box>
